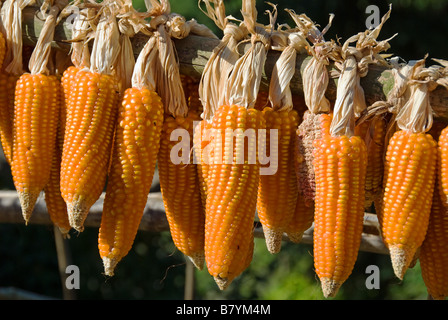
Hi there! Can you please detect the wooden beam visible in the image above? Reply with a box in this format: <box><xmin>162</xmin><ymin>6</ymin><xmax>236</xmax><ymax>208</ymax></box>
<box><xmin>19</xmin><ymin>5</ymin><xmax>448</xmax><ymax>121</ymax></box>
<box><xmin>0</xmin><ymin>190</ymin><xmax>389</xmax><ymax>255</ymax></box>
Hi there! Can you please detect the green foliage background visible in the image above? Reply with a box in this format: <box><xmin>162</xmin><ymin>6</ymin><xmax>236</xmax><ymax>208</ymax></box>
<box><xmin>1</xmin><ymin>0</ymin><xmax>447</xmax><ymax>301</ymax></box>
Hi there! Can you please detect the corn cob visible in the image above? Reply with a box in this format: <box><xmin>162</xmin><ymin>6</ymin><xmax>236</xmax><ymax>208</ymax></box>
<box><xmin>0</xmin><ymin>72</ymin><xmax>18</xmax><ymax>164</ymax></box>
<box><xmin>295</xmin><ymin>111</ymin><xmax>332</xmax><ymax>206</ymax></box>
<box><xmin>354</xmin><ymin>116</ymin><xmax>387</xmax><ymax>209</ymax></box>
<box><xmin>439</xmin><ymin>126</ymin><xmax>448</xmax><ymax>205</ymax></box>
<box><xmin>12</xmin><ymin>73</ymin><xmax>61</xmax><ymax>223</ymax></box>
<box><xmin>193</xmin><ymin>119</ymin><xmax>212</xmax><ymax>206</ymax></box>
<box><xmin>60</xmin><ymin>69</ymin><xmax>119</xmax><ymax>231</ymax></box>
<box><xmin>98</xmin><ymin>87</ymin><xmax>164</xmax><ymax>275</ymax></box>
<box><xmin>313</xmin><ymin>134</ymin><xmax>367</xmax><ymax>297</ymax></box>
<box><xmin>420</xmin><ymin>173</ymin><xmax>448</xmax><ymax>300</ymax></box>
<box><xmin>285</xmin><ymin>189</ymin><xmax>315</xmax><ymax>243</ymax></box>
<box><xmin>205</xmin><ymin>105</ymin><xmax>265</xmax><ymax>290</ymax></box>
<box><xmin>158</xmin><ymin>110</ymin><xmax>205</xmax><ymax>270</ymax></box>
<box><xmin>256</xmin><ymin>107</ymin><xmax>299</xmax><ymax>253</ymax></box>
<box><xmin>381</xmin><ymin>130</ymin><xmax>437</xmax><ymax>279</ymax></box>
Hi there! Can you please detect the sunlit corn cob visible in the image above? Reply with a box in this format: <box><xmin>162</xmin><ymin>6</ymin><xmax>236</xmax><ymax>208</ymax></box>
<box><xmin>295</xmin><ymin>111</ymin><xmax>332</xmax><ymax>206</ymax></box>
<box><xmin>354</xmin><ymin>116</ymin><xmax>387</xmax><ymax>209</ymax></box>
<box><xmin>181</xmin><ymin>75</ymin><xmax>202</xmax><ymax>115</ymax></box>
<box><xmin>0</xmin><ymin>31</ymin><xmax>5</xmax><ymax>68</ymax></box>
<box><xmin>381</xmin><ymin>130</ymin><xmax>437</xmax><ymax>279</ymax></box>
<box><xmin>285</xmin><ymin>189</ymin><xmax>315</xmax><ymax>243</ymax></box>
<box><xmin>11</xmin><ymin>73</ymin><xmax>61</xmax><ymax>223</ymax></box>
<box><xmin>98</xmin><ymin>87</ymin><xmax>164</xmax><ymax>276</ymax></box>
<box><xmin>205</xmin><ymin>105</ymin><xmax>265</xmax><ymax>290</ymax></box>
<box><xmin>158</xmin><ymin>110</ymin><xmax>205</xmax><ymax>270</ymax></box>
<box><xmin>257</xmin><ymin>107</ymin><xmax>300</xmax><ymax>253</ymax></box>
<box><xmin>0</xmin><ymin>72</ymin><xmax>18</xmax><ymax>164</ymax></box>
<box><xmin>193</xmin><ymin>119</ymin><xmax>212</xmax><ymax>205</ymax></box>
<box><xmin>439</xmin><ymin>126</ymin><xmax>448</xmax><ymax>205</ymax></box>
<box><xmin>43</xmin><ymin>66</ymin><xmax>82</xmax><ymax>237</ymax></box>
<box><xmin>60</xmin><ymin>70</ymin><xmax>119</xmax><ymax>232</ymax></box>
<box><xmin>420</xmin><ymin>175</ymin><xmax>448</xmax><ymax>300</ymax></box>
<box><xmin>313</xmin><ymin>134</ymin><xmax>367</xmax><ymax>298</ymax></box>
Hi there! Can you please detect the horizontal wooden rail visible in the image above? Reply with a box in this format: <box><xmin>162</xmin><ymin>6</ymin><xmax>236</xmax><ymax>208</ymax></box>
<box><xmin>0</xmin><ymin>190</ymin><xmax>389</xmax><ymax>255</ymax></box>
<box><xmin>19</xmin><ymin>5</ymin><xmax>448</xmax><ymax>121</ymax></box>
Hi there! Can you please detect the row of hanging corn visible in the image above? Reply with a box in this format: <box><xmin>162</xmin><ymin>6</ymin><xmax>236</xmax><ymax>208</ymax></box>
<box><xmin>1</xmin><ymin>0</ymin><xmax>448</xmax><ymax>299</ymax></box>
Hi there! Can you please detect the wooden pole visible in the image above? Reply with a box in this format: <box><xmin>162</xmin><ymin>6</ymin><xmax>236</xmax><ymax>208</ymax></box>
<box><xmin>19</xmin><ymin>6</ymin><xmax>448</xmax><ymax>121</ymax></box>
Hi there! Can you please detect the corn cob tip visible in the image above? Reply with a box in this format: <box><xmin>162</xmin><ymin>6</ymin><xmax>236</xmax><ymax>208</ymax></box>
<box><xmin>389</xmin><ymin>245</ymin><xmax>415</xmax><ymax>280</ymax></box>
<box><xmin>102</xmin><ymin>257</ymin><xmax>119</xmax><ymax>277</ymax></box>
<box><xmin>214</xmin><ymin>276</ymin><xmax>233</xmax><ymax>291</ymax></box>
<box><xmin>57</xmin><ymin>227</ymin><xmax>71</xmax><ymax>239</ymax></box>
<box><xmin>320</xmin><ymin>278</ymin><xmax>342</xmax><ymax>298</ymax></box>
<box><xmin>17</xmin><ymin>191</ymin><xmax>40</xmax><ymax>224</ymax></box>
<box><xmin>67</xmin><ymin>199</ymin><xmax>89</xmax><ymax>232</ymax></box>
<box><xmin>285</xmin><ymin>231</ymin><xmax>305</xmax><ymax>244</ymax></box>
<box><xmin>187</xmin><ymin>253</ymin><xmax>205</xmax><ymax>270</ymax></box>
<box><xmin>262</xmin><ymin>226</ymin><xmax>284</xmax><ymax>254</ymax></box>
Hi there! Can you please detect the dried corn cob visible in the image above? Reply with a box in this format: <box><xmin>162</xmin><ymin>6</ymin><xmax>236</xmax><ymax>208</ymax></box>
<box><xmin>158</xmin><ymin>111</ymin><xmax>205</xmax><ymax>269</ymax></box>
<box><xmin>257</xmin><ymin>107</ymin><xmax>299</xmax><ymax>253</ymax></box>
<box><xmin>60</xmin><ymin>9</ymin><xmax>120</xmax><ymax>232</ymax></box>
<box><xmin>295</xmin><ymin>111</ymin><xmax>332</xmax><ymax>206</ymax></box>
<box><xmin>0</xmin><ymin>72</ymin><xmax>18</xmax><ymax>164</ymax></box>
<box><xmin>439</xmin><ymin>126</ymin><xmax>448</xmax><ymax>204</ymax></box>
<box><xmin>205</xmin><ymin>105</ymin><xmax>265</xmax><ymax>289</ymax></box>
<box><xmin>60</xmin><ymin>70</ymin><xmax>119</xmax><ymax>231</ymax></box>
<box><xmin>99</xmin><ymin>87</ymin><xmax>164</xmax><ymax>275</ymax></box>
<box><xmin>313</xmin><ymin>133</ymin><xmax>367</xmax><ymax>297</ymax></box>
<box><xmin>193</xmin><ymin>119</ymin><xmax>212</xmax><ymax>205</ymax></box>
<box><xmin>354</xmin><ymin>116</ymin><xmax>387</xmax><ymax>209</ymax></box>
<box><xmin>381</xmin><ymin>130</ymin><xmax>437</xmax><ymax>279</ymax></box>
<box><xmin>285</xmin><ymin>189</ymin><xmax>314</xmax><ymax>243</ymax></box>
<box><xmin>12</xmin><ymin>73</ymin><xmax>61</xmax><ymax>223</ymax></box>
<box><xmin>420</xmin><ymin>174</ymin><xmax>448</xmax><ymax>300</ymax></box>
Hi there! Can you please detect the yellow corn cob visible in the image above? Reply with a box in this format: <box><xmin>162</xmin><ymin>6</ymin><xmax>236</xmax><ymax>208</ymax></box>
<box><xmin>254</xmin><ymin>90</ymin><xmax>269</xmax><ymax>111</ymax></box>
<box><xmin>285</xmin><ymin>190</ymin><xmax>315</xmax><ymax>243</ymax></box>
<box><xmin>181</xmin><ymin>74</ymin><xmax>202</xmax><ymax>115</ymax></box>
<box><xmin>158</xmin><ymin>110</ymin><xmax>206</xmax><ymax>270</ymax></box>
<box><xmin>205</xmin><ymin>105</ymin><xmax>265</xmax><ymax>290</ymax></box>
<box><xmin>354</xmin><ymin>116</ymin><xmax>387</xmax><ymax>209</ymax></box>
<box><xmin>256</xmin><ymin>107</ymin><xmax>300</xmax><ymax>253</ymax></box>
<box><xmin>60</xmin><ymin>70</ymin><xmax>119</xmax><ymax>232</ymax></box>
<box><xmin>11</xmin><ymin>73</ymin><xmax>61</xmax><ymax>223</ymax></box>
<box><xmin>439</xmin><ymin>126</ymin><xmax>448</xmax><ymax>205</ymax></box>
<box><xmin>98</xmin><ymin>87</ymin><xmax>164</xmax><ymax>276</ymax></box>
<box><xmin>381</xmin><ymin>130</ymin><xmax>437</xmax><ymax>279</ymax></box>
<box><xmin>0</xmin><ymin>72</ymin><xmax>18</xmax><ymax>164</ymax></box>
<box><xmin>420</xmin><ymin>174</ymin><xmax>448</xmax><ymax>300</ymax></box>
<box><xmin>313</xmin><ymin>134</ymin><xmax>367</xmax><ymax>297</ymax></box>
<box><xmin>193</xmin><ymin>119</ymin><xmax>212</xmax><ymax>206</ymax></box>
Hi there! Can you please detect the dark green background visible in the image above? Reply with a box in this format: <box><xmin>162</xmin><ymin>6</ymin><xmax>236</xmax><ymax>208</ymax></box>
<box><xmin>1</xmin><ymin>0</ymin><xmax>447</xmax><ymax>300</ymax></box>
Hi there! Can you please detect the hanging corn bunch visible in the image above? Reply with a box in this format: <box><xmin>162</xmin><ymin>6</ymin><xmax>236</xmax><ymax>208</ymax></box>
<box><xmin>312</xmin><ymin>9</ymin><xmax>393</xmax><ymax>297</ymax></box>
<box><xmin>203</xmin><ymin>0</ymin><xmax>272</xmax><ymax>290</ymax></box>
<box><xmin>148</xmin><ymin>0</ymin><xmax>216</xmax><ymax>270</ymax></box>
<box><xmin>256</xmin><ymin>28</ymin><xmax>306</xmax><ymax>253</ymax></box>
<box><xmin>98</xmin><ymin>11</ymin><xmax>164</xmax><ymax>276</ymax></box>
<box><xmin>60</xmin><ymin>1</ymin><xmax>121</xmax><ymax>232</ymax></box>
<box><xmin>11</xmin><ymin>0</ymin><xmax>65</xmax><ymax>224</ymax></box>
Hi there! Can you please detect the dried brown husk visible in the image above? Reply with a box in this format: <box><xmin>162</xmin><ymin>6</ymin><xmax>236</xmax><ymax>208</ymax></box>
<box><xmin>0</xmin><ymin>0</ymin><xmax>36</xmax><ymax>74</ymax></box>
<box><xmin>222</xmin><ymin>1</ymin><xmax>274</xmax><ymax>109</ymax></box>
<box><xmin>198</xmin><ymin>0</ymin><xmax>248</xmax><ymax>120</ymax></box>
<box><xmin>146</xmin><ymin>0</ymin><xmax>216</xmax><ymax>118</ymax></box>
<box><xmin>329</xmin><ymin>6</ymin><xmax>394</xmax><ymax>137</ymax></box>
<box><xmin>28</xmin><ymin>0</ymin><xmax>67</xmax><ymax>75</ymax></box>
